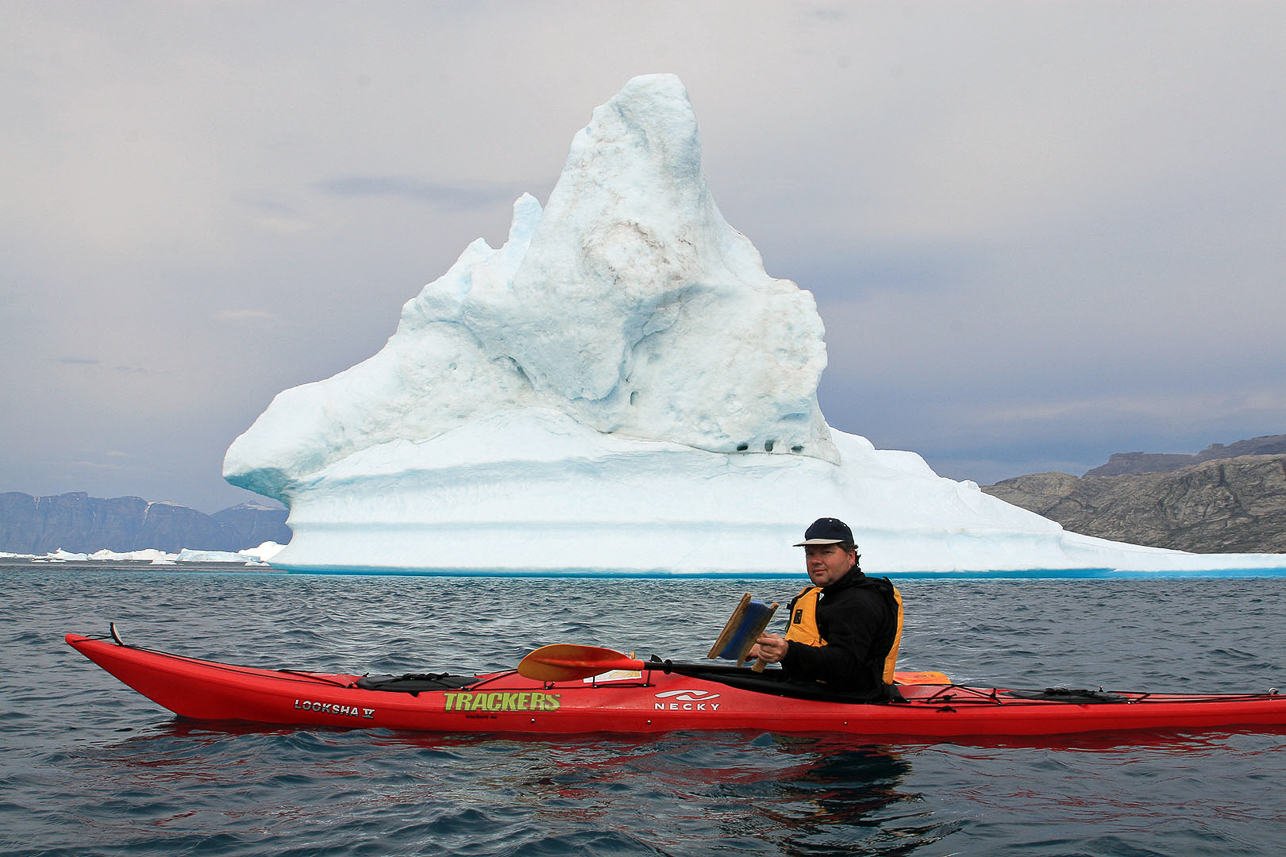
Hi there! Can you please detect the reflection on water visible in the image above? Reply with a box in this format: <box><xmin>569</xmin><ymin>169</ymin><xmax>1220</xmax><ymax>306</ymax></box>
<box><xmin>108</xmin><ymin>725</ymin><xmax>934</xmax><ymax>854</ymax></box>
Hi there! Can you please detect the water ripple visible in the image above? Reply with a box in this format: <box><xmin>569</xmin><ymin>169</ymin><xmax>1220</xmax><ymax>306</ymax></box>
<box><xmin>4</xmin><ymin>566</ymin><xmax>1286</xmax><ymax>856</ymax></box>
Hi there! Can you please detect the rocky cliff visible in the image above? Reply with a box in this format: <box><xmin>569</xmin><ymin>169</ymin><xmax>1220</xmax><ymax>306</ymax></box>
<box><xmin>983</xmin><ymin>443</ymin><xmax>1286</xmax><ymax>553</ymax></box>
<box><xmin>0</xmin><ymin>492</ymin><xmax>291</xmax><ymax>554</ymax></box>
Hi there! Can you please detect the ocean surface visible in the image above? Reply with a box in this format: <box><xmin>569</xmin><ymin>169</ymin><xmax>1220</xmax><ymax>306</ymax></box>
<box><xmin>4</xmin><ymin>564</ymin><xmax>1285</xmax><ymax>856</ymax></box>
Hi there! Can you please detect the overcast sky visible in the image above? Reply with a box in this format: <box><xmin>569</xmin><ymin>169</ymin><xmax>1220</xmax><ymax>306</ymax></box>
<box><xmin>3</xmin><ymin>1</ymin><xmax>1284</xmax><ymax>512</ymax></box>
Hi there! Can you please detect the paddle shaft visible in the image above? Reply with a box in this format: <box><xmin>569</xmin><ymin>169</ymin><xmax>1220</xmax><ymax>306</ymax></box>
<box><xmin>518</xmin><ymin>644</ymin><xmax>730</xmax><ymax>682</ymax></box>
<box><xmin>527</xmin><ymin>653</ymin><xmax>702</xmax><ymax>679</ymax></box>
<box><xmin>518</xmin><ymin>643</ymin><xmax>950</xmax><ymax>685</ymax></box>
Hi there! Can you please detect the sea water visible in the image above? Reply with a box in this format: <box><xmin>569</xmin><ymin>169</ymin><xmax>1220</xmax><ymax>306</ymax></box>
<box><xmin>3</xmin><ymin>564</ymin><xmax>1285</xmax><ymax>856</ymax></box>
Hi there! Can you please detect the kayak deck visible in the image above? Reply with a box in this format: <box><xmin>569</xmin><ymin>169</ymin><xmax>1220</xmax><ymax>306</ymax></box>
<box><xmin>65</xmin><ymin>632</ymin><xmax>1286</xmax><ymax>738</ymax></box>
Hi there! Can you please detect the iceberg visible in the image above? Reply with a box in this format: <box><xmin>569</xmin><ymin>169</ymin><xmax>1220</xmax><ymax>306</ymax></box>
<box><xmin>42</xmin><ymin>549</ymin><xmax>90</xmax><ymax>563</ymax></box>
<box><xmin>224</xmin><ymin>74</ymin><xmax>1284</xmax><ymax>577</ymax></box>
<box><xmin>91</xmin><ymin>548</ymin><xmax>172</xmax><ymax>563</ymax></box>
<box><xmin>173</xmin><ymin>548</ymin><xmax>270</xmax><ymax>565</ymax></box>
<box><xmin>239</xmin><ymin>541</ymin><xmax>287</xmax><ymax>564</ymax></box>
<box><xmin>2</xmin><ymin>545</ymin><xmax>284</xmax><ymax>566</ymax></box>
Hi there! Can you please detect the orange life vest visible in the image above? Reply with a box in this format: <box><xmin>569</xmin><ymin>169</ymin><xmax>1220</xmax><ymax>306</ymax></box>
<box><xmin>784</xmin><ymin>582</ymin><xmax>904</xmax><ymax>684</ymax></box>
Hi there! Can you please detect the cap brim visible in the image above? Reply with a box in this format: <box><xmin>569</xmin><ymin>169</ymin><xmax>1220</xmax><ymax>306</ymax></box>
<box><xmin>793</xmin><ymin>538</ymin><xmax>846</xmax><ymax>546</ymax></box>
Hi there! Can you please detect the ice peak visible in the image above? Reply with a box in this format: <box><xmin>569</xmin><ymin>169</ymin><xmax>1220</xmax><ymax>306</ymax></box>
<box><xmin>225</xmin><ymin>74</ymin><xmax>836</xmax><ymax>503</ymax></box>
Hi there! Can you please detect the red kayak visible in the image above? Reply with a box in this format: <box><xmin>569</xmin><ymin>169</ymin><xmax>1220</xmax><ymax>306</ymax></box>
<box><xmin>66</xmin><ymin>631</ymin><xmax>1286</xmax><ymax>738</ymax></box>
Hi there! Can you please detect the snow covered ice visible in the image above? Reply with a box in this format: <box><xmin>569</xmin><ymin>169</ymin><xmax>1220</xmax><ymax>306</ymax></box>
<box><xmin>6</xmin><ymin>545</ymin><xmax>283</xmax><ymax>565</ymax></box>
<box><xmin>224</xmin><ymin>74</ymin><xmax>1284</xmax><ymax>577</ymax></box>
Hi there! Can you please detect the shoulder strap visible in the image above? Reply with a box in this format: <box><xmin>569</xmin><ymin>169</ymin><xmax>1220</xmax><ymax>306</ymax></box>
<box><xmin>879</xmin><ymin>580</ymin><xmax>904</xmax><ymax>684</ymax></box>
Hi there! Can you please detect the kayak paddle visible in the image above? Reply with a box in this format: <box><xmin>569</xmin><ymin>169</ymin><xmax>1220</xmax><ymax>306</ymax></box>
<box><xmin>518</xmin><ymin>643</ymin><xmax>951</xmax><ymax>685</ymax></box>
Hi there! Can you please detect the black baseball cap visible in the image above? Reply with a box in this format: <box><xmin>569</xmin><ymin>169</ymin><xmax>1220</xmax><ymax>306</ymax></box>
<box><xmin>793</xmin><ymin>517</ymin><xmax>856</xmax><ymax>547</ymax></box>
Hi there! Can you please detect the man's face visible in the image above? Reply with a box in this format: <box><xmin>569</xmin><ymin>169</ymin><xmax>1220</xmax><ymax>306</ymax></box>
<box><xmin>803</xmin><ymin>543</ymin><xmax>856</xmax><ymax>587</ymax></box>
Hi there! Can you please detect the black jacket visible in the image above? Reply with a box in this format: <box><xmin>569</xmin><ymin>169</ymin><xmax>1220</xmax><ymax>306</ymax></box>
<box><xmin>780</xmin><ymin>565</ymin><xmax>899</xmax><ymax>696</ymax></box>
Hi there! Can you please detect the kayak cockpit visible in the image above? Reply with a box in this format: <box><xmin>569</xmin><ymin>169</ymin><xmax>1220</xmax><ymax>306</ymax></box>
<box><xmin>354</xmin><ymin>673</ymin><xmax>482</xmax><ymax>694</ymax></box>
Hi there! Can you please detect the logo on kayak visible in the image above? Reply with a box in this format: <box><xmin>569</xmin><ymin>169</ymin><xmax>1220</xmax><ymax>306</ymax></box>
<box><xmin>443</xmin><ymin>691</ymin><xmax>562</xmax><ymax>714</ymax></box>
<box><xmin>654</xmin><ymin>689</ymin><xmax>721</xmax><ymax>712</ymax></box>
<box><xmin>294</xmin><ymin>699</ymin><xmax>375</xmax><ymax>719</ymax></box>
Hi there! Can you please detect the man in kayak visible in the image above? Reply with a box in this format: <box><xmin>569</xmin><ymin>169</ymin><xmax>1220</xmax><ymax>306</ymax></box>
<box><xmin>751</xmin><ymin>517</ymin><xmax>903</xmax><ymax>699</ymax></box>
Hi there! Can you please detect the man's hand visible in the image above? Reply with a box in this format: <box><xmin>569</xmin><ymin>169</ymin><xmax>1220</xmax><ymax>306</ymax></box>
<box><xmin>753</xmin><ymin>633</ymin><xmax>788</xmax><ymax>663</ymax></box>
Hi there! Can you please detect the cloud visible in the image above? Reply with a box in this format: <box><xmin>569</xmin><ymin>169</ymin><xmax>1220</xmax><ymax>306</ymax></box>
<box><xmin>240</xmin><ymin>199</ymin><xmax>314</xmax><ymax>236</ymax></box>
<box><xmin>46</xmin><ymin>356</ymin><xmax>154</xmax><ymax>376</ymax></box>
<box><xmin>73</xmin><ymin>456</ymin><xmax>132</xmax><ymax>470</ymax></box>
<box><xmin>318</xmin><ymin>176</ymin><xmax>523</xmax><ymax>210</ymax></box>
<box><xmin>950</xmin><ymin>387</ymin><xmax>1286</xmax><ymax>437</ymax></box>
<box><xmin>217</xmin><ymin>309</ymin><xmax>280</xmax><ymax>325</ymax></box>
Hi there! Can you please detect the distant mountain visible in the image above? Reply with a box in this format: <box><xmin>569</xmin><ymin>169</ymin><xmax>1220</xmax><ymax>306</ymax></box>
<box><xmin>983</xmin><ymin>436</ymin><xmax>1286</xmax><ymax>554</ymax></box>
<box><xmin>1085</xmin><ymin>434</ymin><xmax>1286</xmax><ymax>477</ymax></box>
<box><xmin>0</xmin><ymin>492</ymin><xmax>291</xmax><ymax>555</ymax></box>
